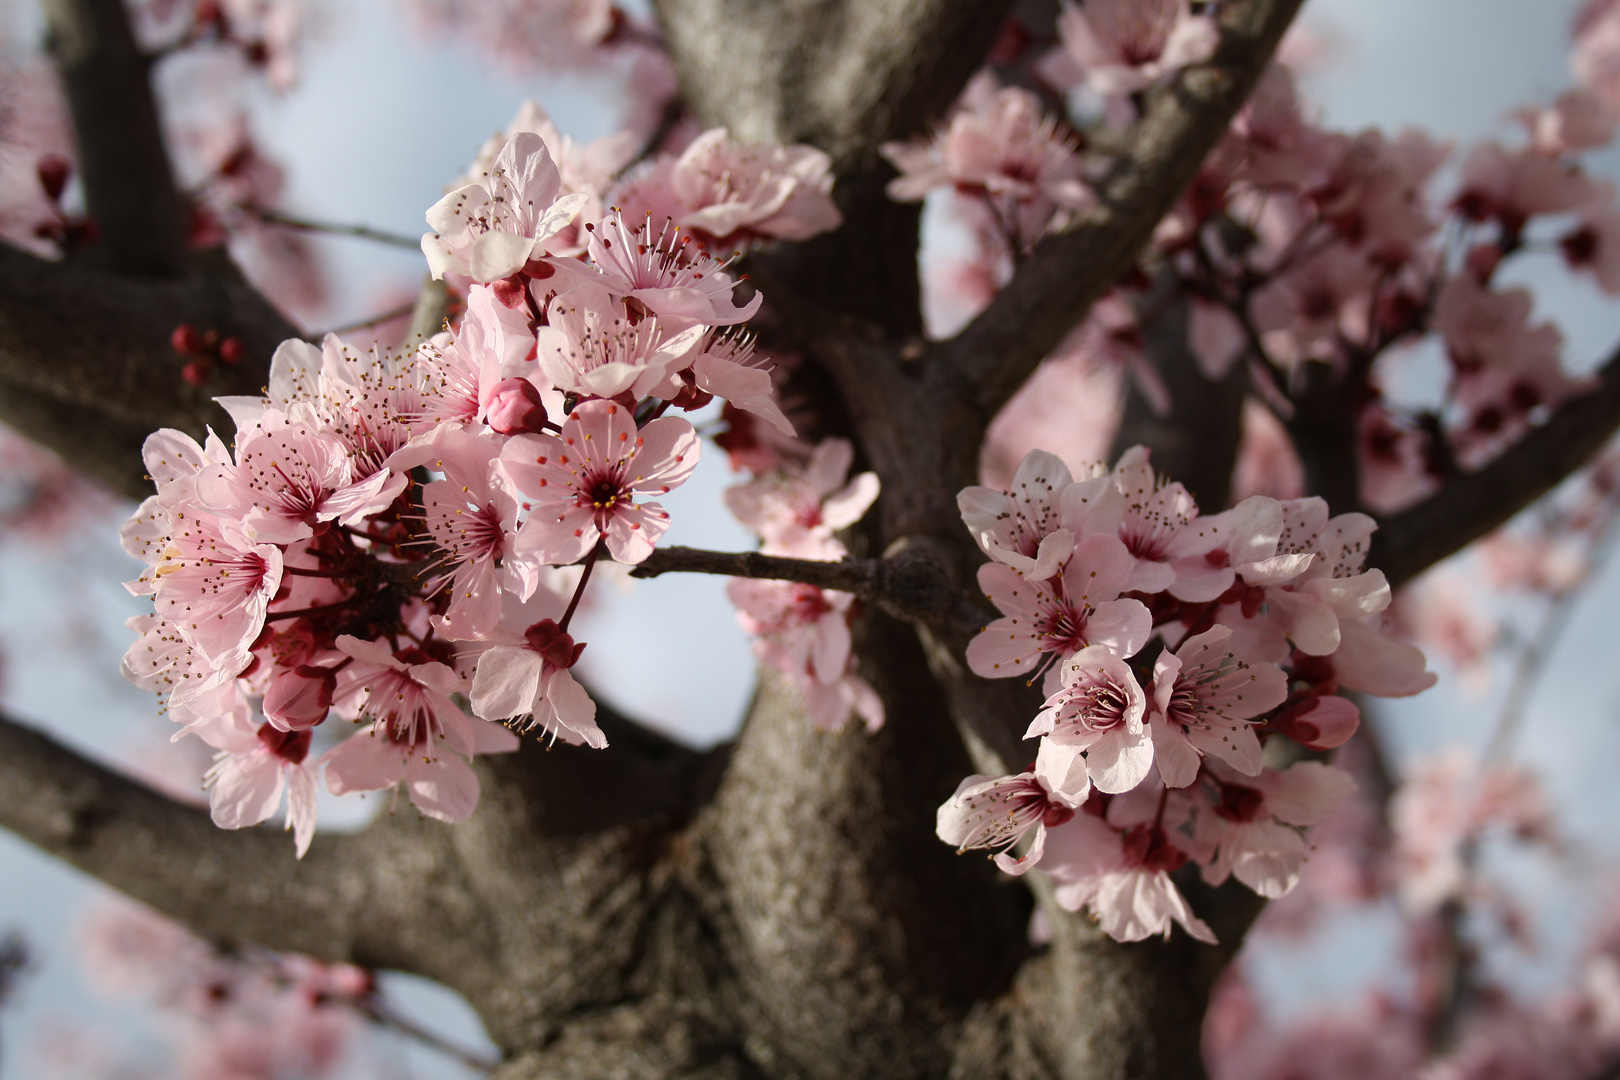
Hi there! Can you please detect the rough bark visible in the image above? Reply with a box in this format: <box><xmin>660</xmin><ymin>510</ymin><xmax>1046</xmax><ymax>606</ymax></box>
<box><xmin>12</xmin><ymin>0</ymin><xmax>1620</xmax><ymax>1077</ymax></box>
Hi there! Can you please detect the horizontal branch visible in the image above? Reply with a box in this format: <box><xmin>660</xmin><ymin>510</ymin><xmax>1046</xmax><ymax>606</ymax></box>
<box><xmin>0</xmin><ymin>244</ymin><xmax>295</xmax><ymax>497</ymax></box>
<box><xmin>0</xmin><ymin>713</ymin><xmax>388</xmax><ymax>963</ymax></box>
<box><xmin>631</xmin><ymin>541</ymin><xmax>956</xmax><ymax>622</ymax></box>
<box><xmin>250</xmin><ymin>208</ymin><xmax>422</xmax><ymax>250</ymax></box>
<box><xmin>934</xmin><ymin>0</ymin><xmax>1303</xmax><ymax>421</ymax></box>
<box><xmin>1372</xmin><ymin>345</ymin><xmax>1620</xmax><ymax>588</ymax></box>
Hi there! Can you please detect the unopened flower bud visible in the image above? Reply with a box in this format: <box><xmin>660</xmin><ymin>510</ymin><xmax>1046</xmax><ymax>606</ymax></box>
<box><xmin>263</xmin><ymin>664</ymin><xmax>337</xmax><ymax>731</ymax></box>
<box><xmin>181</xmin><ymin>359</ymin><xmax>211</xmax><ymax>386</ymax></box>
<box><xmin>218</xmin><ymin>336</ymin><xmax>245</xmax><ymax>365</ymax></box>
<box><xmin>486</xmin><ymin>378</ymin><xmax>549</xmax><ymax>435</ymax></box>
<box><xmin>36</xmin><ymin>154</ymin><xmax>70</xmax><ymax>202</ymax></box>
<box><xmin>171</xmin><ymin>323</ymin><xmax>204</xmax><ymax>357</ymax></box>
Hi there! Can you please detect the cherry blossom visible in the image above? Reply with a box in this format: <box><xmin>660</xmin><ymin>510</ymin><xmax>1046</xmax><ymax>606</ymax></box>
<box><xmin>192</xmin><ymin>708</ymin><xmax>320</xmax><ymax>859</ymax></box>
<box><xmin>1041</xmin><ymin>0</ymin><xmax>1217</xmax><ymax>97</ymax></box>
<box><xmin>1027</xmin><ymin>644</ymin><xmax>1151</xmax><ymax>800</ymax></box>
<box><xmin>469</xmin><ymin>617</ymin><xmax>603</xmax><ymax>747</ymax></box>
<box><xmin>422</xmin><ymin>131</ymin><xmax>589</xmax><ymax>282</ymax></box>
<box><xmin>323</xmin><ymin>635</ymin><xmax>519</xmax><ymax>823</ymax></box>
<box><xmin>935</xmin><ymin>763</ymin><xmax>1076</xmax><ymax>876</ymax></box>
<box><xmin>504</xmin><ymin>399</ymin><xmax>700</xmax><ymax>566</ymax></box>
<box><xmin>966</xmin><ymin>532</ymin><xmax>1150</xmax><ymax>690</ymax></box>
<box><xmin>1146</xmin><ymin>626</ymin><xmax>1289</xmax><ymax>787</ymax></box>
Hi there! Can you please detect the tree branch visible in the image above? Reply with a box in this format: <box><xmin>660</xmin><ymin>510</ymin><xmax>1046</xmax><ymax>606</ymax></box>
<box><xmin>0</xmin><ymin>244</ymin><xmax>296</xmax><ymax>497</ymax></box>
<box><xmin>935</xmin><ymin>0</ymin><xmax>1304</xmax><ymax>422</ymax></box>
<box><xmin>41</xmin><ymin>0</ymin><xmax>189</xmax><ymax>277</ymax></box>
<box><xmin>1372</xmin><ymin>346</ymin><xmax>1620</xmax><ymax>588</ymax></box>
<box><xmin>631</xmin><ymin>542</ymin><xmax>955</xmax><ymax>622</ymax></box>
<box><xmin>0</xmin><ymin>713</ymin><xmax>397</xmax><ymax>962</ymax></box>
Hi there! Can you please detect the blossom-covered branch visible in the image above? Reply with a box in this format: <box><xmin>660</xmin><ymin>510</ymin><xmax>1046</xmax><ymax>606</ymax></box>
<box><xmin>1372</xmin><ymin>345</ymin><xmax>1620</xmax><ymax>587</ymax></box>
<box><xmin>935</xmin><ymin>0</ymin><xmax>1304</xmax><ymax>420</ymax></box>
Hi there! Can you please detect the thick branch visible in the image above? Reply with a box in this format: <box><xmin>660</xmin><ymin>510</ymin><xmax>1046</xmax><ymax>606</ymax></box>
<box><xmin>41</xmin><ymin>0</ymin><xmax>188</xmax><ymax>277</ymax></box>
<box><xmin>936</xmin><ymin>0</ymin><xmax>1304</xmax><ymax>421</ymax></box>
<box><xmin>631</xmin><ymin>542</ymin><xmax>955</xmax><ymax>622</ymax></box>
<box><xmin>0</xmin><ymin>244</ymin><xmax>296</xmax><ymax>497</ymax></box>
<box><xmin>0</xmin><ymin>714</ymin><xmax>394</xmax><ymax>961</ymax></box>
<box><xmin>1372</xmin><ymin>346</ymin><xmax>1620</xmax><ymax>588</ymax></box>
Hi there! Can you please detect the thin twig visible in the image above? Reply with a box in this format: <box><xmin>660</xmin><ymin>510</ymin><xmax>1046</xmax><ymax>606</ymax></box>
<box><xmin>1484</xmin><ymin>498</ymin><xmax>1620</xmax><ymax>758</ymax></box>
<box><xmin>316</xmin><ymin>301</ymin><xmax>419</xmax><ymax>338</ymax></box>
<box><xmin>247</xmin><ymin>207</ymin><xmax>421</xmax><ymax>250</ymax></box>
<box><xmin>357</xmin><ymin>993</ymin><xmax>501</xmax><ymax>1073</ymax></box>
<box><xmin>631</xmin><ymin>545</ymin><xmax>881</xmax><ymax>595</ymax></box>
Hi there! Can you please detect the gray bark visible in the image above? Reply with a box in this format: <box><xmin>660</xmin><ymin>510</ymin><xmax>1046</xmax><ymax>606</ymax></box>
<box><xmin>8</xmin><ymin>0</ymin><xmax>1620</xmax><ymax>1077</ymax></box>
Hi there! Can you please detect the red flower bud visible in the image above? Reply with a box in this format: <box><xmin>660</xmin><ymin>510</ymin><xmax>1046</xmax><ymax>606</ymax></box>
<box><xmin>171</xmin><ymin>323</ymin><xmax>205</xmax><ymax>357</ymax></box>
<box><xmin>263</xmin><ymin>664</ymin><xmax>337</xmax><ymax>731</ymax></box>
<box><xmin>181</xmin><ymin>359</ymin><xmax>211</xmax><ymax>386</ymax></box>
<box><xmin>485</xmin><ymin>378</ymin><xmax>549</xmax><ymax>435</ymax></box>
<box><xmin>218</xmin><ymin>336</ymin><xmax>245</xmax><ymax>365</ymax></box>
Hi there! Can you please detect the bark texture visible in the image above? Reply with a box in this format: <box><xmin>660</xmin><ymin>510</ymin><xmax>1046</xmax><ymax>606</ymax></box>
<box><xmin>8</xmin><ymin>0</ymin><xmax>1620</xmax><ymax>1078</ymax></box>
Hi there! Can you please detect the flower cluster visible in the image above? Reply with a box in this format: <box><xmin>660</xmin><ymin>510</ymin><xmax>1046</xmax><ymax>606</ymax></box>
<box><xmin>938</xmin><ymin>447</ymin><xmax>1434</xmax><ymax>943</ymax></box>
<box><xmin>725</xmin><ymin>438</ymin><xmax>884</xmax><ymax>730</ymax></box>
<box><xmin>121</xmin><ymin>103</ymin><xmax>841</xmax><ymax>854</ymax></box>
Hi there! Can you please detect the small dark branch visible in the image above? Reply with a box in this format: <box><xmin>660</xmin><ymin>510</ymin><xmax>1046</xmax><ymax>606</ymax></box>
<box><xmin>41</xmin><ymin>0</ymin><xmax>189</xmax><ymax>277</ymax></box>
<box><xmin>1371</xmin><ymin>346</ymin><xmax>1620</xmax><ymax>588</ymax></box>
<box><xmin>317</xmin><ymin>301</ymin><xmax>418</xmax><ymax>339</ymax></box>
<box><xmin>247</xmin><ymin>207</ymin><xmax>423</xmax><ymax>250</ymax></box>
<box><xmin>357</xmin><ymin>992</ymin><xmax>501</xmax><ymax>1072</ymax></box>
<box><xmin>631</xmin><ymin>540</ymin><xmax>955</xmax><ymax>622</ymax></box>
<box><xmin>936</xmin><ymin>0</ymin><xmax>1304</xmax><ymax>422</ymax></box>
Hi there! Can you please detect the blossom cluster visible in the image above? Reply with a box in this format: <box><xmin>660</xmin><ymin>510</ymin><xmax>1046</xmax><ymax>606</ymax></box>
<box><xmin>724</xmin><ymin>438</ymin><xmax>885</xmax><ymax>730</ymax></box>
<box><xmin>937</xmin><ymin>447</ymin><xmax>1434</xmax><ymax>943</ymax></box>
<box><xmin>120</xmin><ymin>102</ymin><xmax>840</xmax><ymax>854</ymax></box>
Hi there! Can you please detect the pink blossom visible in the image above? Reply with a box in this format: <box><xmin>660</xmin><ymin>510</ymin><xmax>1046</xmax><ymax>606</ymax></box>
<box><xmin>324</xmin><ymin>636</ymin><xmax>518</xmax><ymax>823</ymax></box>
<box><xmin>1041</xmin><ymin>0</ymin><xmax>1217</xmax><ymax>97</ymax></box>
<box><xmin>422</xmin><ymin>131</ymin><xmax>589</xmax><ymax>282</ymax></box>
<box><xmin>1454</xmin><ymin>142</ymin><xmax>1604</xmax><ymax>237</ymax></box>
<box><xmin>684</xmin><ymin>331</ymin><xmax>796</xmax><ymax>437</ymax></box>
<box><xmin>195</xmin><ymin>408</ymin><xmax>402</xmax><ymax>545</ymax></box>
<box><xmin>533</xmin><ymin>283</ymin><xmax>707</xmax><ymax>401</ymax></box>
<box><xmin>397</xmin><ymin>425</ymin><xmax>533</xmax><ymax>640</ymax></box>
<box><xmin>469</xmin><ymin>618</ymin><xmax>603</xmax><ymax>746</ymax></box>
<box><xmin>148</xmin><ymin>504</ymin><xmax>284</xmax><ymax>677</ymax></box>
<box><xmin>193</xmin><ymin>710</ymin><xmax>320</xmax><ymax>858</ymax></box>
<box><xmin>617</xmin><ymin>129</ymin><xmax>842</xmax><ymax>249</ymax></box>
<box><xmin>725</xmin><ymin>437</ymin><xmax>880</xmax><ymax>559</ymax></box>
<box><xmin>557</xmin><ymin>211</ymin><xmax>764</xmax><ymax>328</ymax></box>
<box><xmin>882</xmin><ymin>78</ymin><xmax>1091</xmax><ymax>250</ymax></box>
<box><xmin>1561</xmin><ymin>201</ymin><xmax>1620</xmax><ymax>294</ymax></box>
<box><xmin>935</xmin><ymin>766</ymin><xmax>1076</xmax><ymax>875</ymax></box>
<box><xmin>965</xmin><ymin>533</ymin><xmax>1151</xmax><ymax>691</ymax></box>
<box><xmin>261</xmin><ymin>664</ymin><xmax>336</xmax><ymax>731</ymax></box>
<box><xmin>505</xmin><ymin>400</ymin><xmax>699</xmax><ymax>565</ymax></box>
<box><xmin>1028</xmin><ymin>645</ymin><xmax>1151</xmax><ymax>799</ymax></box>
<box><xmin>1147</xmin><ymin>626</ymin><xmax>1288</xmax><ymax>787</ymax></box>
<box><xmin>411</xmin><ymin>283</ymin><xmax>542</xmax><ymax>431</ymax></box>
<box><xmin>956</xmin><ymin>448</ymin><xmax>1117</xmax><ymax>581</ymax></box>
<box><xmin>1111</xmin><ymin>446</ymin><xmax>1285</xmax><ymax>601</ymax></box>
<box><xmin>1041</xmin><ymin>810</ymin><xmax>1217</xmax><ymax>943</ymax></box>
<box><xmin>1518</xmin><ymin>89</ymin><xmax>1620</xmax><ymax>154</ymax></box>
<box><xmin>1195</xmin><ymin>760</ymin><xmax>1355</xmax><ymax>898</ymax></box>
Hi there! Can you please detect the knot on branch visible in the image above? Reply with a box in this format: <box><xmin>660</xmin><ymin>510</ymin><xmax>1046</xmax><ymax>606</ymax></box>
<box><xmin>873</xmin><ymin>536</ymin><xmax>954</xmax><ymax>623</ymax></box>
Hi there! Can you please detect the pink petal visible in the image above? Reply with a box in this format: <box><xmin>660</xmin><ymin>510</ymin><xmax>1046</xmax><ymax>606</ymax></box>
<box><xmin>405</xmin><ymin>754</ymin><xmax>482</xmax><ymax>823</ymax></box>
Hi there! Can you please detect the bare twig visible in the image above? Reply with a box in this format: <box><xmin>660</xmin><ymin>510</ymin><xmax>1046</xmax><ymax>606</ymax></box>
<box><xmin>631</xmin><ymin>542</ymin><xmax>956</xmax><ymax>622</ymax></box>
<box><xmin>248</xmin><ymin>207</ymin><xmax>422</xmax><ymax>250</ymax></box>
